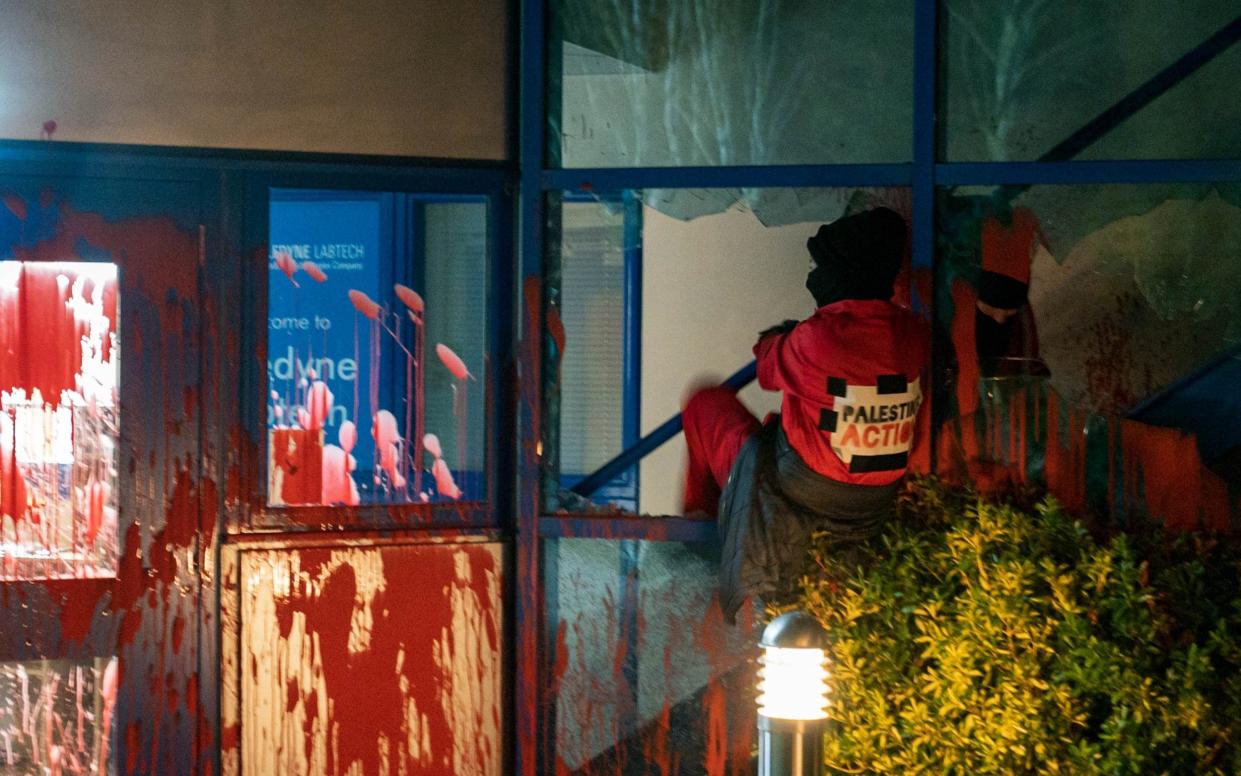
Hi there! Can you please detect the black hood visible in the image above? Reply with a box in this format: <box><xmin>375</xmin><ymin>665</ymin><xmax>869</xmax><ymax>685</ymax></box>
<box><xmin>805</xmin><ymin>207</ymin><xmax>906</xmax><ymax>307</ymax></box>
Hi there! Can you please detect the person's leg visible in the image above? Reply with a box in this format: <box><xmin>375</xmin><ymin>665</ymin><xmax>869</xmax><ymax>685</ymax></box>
<box><xmin>681</xmin><ymin>387</ymin><xmax>761</xmax><ymax>515</ymax></box>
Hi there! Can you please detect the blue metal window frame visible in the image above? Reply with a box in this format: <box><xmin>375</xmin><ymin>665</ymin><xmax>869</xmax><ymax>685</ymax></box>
<box><xmin>264</xmin><ymin>188</ymin><xmax>495</xmax><ymax>515</ymax></box>
<box><xmin>517</xmin><ymin>3</ymin><xmax>1241</xmax><ymax>775</ymax></box>
<box><xmin>525</xmin><ymin>5</ymin><xmax>1241</xmax><ymax>538</ymax></box>
<box><xmin>241</xmin><ymin>167</ymin><xmax>510</xmax><ymax>532</ymax></box>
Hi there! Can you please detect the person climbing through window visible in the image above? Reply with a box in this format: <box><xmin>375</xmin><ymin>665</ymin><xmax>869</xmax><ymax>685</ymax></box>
<box><xmin>679</xmin><ymin>207</ymin><xmax>928</xmax><ymax>623</ymax></box>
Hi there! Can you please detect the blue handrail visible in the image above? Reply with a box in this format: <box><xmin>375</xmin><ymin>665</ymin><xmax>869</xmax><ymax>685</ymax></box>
<box><xmin>569</xmin><ymin>360</ymin><xmax>757</xmax><ymax>498</ymax></box>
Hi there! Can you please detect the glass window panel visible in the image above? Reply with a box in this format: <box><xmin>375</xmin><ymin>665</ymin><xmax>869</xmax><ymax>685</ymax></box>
<box><xmin>550</xmin><ymin>0</ymin><xmax>914</xmax><ymax>167</ymax></box>
<box><xmin>0</xmin><ymin>262</ymin><xmax>119</xmax><ymax>580</ymax></box>
<box><xmin>546</xmin><ymin>187</ymin><xmax>921</xmax><ymax>515</ymax></box>
<box><xmin>555</xmin><ymin>199</ymin><xmax>636</xmax><ymax>509</ymax></box>
<box><xmin>420</xmin><ymin>201</ymin><xmax>489</xmax><ymax>500</ymax></box>
<box><xmin>934</xmin><ymin>182</ymin><xmax>1241</xmax><ymax>527</ymax></box>
<box><xmin>266</xmin><ymin>191</ymin><xmax>488</xmax><ymax>508</ymax></box>
<box><xmin>0</xmin><ymin>656</ymin><xmax>117</xmax><ymax>773</ymax></box>
<box><xmin>942</xmin><ymin>1</ymin><xmax>1241</xmax><ymax>161</ymax></box>
<box><xmin>549</xmin><ymin>538</ymin><xmax>757</xmax><ymax>774</ymax></box>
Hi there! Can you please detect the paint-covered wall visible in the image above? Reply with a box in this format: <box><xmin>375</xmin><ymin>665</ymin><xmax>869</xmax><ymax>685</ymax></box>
<box><xmin>0</xmin><ymin>1</ymin><xmax>508</xmax><ymax>158</ymax></box>
<box><xmin>0</xmin><ymin>176</ymin><xmax>212</xmax><ymax>774</ymax></box>
<box><xmin>0</xmin><ymin>159</ymin><xmax>512</xmax><ymax>776</ymax></box>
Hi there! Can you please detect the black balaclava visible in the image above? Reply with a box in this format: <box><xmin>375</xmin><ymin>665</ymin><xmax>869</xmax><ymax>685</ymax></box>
<box><xmin>805</xmin><ymin>207</ymin><xmax>906</xmax><ymax>308</ymax></box>
<box><xmin>977</xmin><ymin>271</ymin><xmax>1028</xmax><ymax>310</ymax></box>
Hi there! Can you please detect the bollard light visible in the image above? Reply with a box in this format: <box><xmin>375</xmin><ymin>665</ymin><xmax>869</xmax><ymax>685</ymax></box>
<box><xmin>757</xmin><ymin>611</ymin><xmax>830</xmax><ymax>776</ymax></box>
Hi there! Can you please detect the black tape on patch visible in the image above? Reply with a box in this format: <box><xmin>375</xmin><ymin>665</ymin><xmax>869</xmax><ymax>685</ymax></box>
<box><xmin>849</xmin><ymin>452</ymin><xmax>908</xmax><ymax>473</ymax></box>
<box><xmin>827</xmin><ymin>377</ymin><xmax>848</xmax><ymax>397</ymax></box>
<box><xmin>876</xmin><ymin>374</ymin><xmax>907</xmax><ymax>394</ymax></box>
<box><xmin>819</xmin><ymin>408</ymin><xmax>838</xmax><ymax>432</ymax></box>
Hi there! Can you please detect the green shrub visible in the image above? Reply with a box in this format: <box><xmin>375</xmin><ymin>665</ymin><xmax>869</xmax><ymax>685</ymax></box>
<box><xmin>792</xmin><ymin>478</ymin><xmax>1241</xmax><ymax>775</ymax></box>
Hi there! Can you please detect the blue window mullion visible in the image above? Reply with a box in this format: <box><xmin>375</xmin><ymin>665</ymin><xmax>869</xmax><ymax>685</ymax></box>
<box><xmin>913</xmin><ymin>0</ymin><xmax>940</xmax><ymax>468</ymax></box>
<box><xmin>542</xmin><ymin>163</ymin><xmax>912</xmax><ymax>192</ymax></box>
<box><xmin>517</xmin><ymin>1</ymin><xmax>551</xmax><ymax>776</ymax></box>
<box><xmin>937</xmin><ymin>159</ymin><xmax>1241</xmax><ymax>187</ymax></box>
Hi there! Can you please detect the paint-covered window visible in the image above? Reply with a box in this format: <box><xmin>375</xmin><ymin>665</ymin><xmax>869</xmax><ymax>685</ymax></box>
<box><xmin>0</xmin><ymin>262</ymin><xmax>119</xmax><ymax>580</ymax></box>
<box><xmin>0</xmin><ymin>657</ymin><xmax>117</xmax><ymax>773</ymax></box>
<box><xmin>548</xmin><ymin>538</ymin><xmax>756</xmax><ymax>772</ymax></box>
<box><xmin>266</xmin><ymin>191</ymin><xmax>487</xmax><ymax>508</ymax></box>
<box><xmin>933</xmin><ymin>181</ymin><xmax>1241</xmax><ymax>528</ymax></box>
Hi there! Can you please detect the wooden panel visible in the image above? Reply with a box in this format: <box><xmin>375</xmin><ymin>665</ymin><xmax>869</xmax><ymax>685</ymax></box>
<box><xmin>235</xmin><ymin>541</ymin><xmax>504</xmax><ymax>775</ymax></box>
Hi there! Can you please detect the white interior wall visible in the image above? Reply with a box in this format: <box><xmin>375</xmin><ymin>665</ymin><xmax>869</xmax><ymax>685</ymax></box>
<box><xmin>638</xmin><ymin>205</ymin><xmax>822</xmax><ymax>515</ymax></box>
<box><xmin>0</xmin><ymin>0</ymin><xmax>507</xmax><ymax>158</ymax></box>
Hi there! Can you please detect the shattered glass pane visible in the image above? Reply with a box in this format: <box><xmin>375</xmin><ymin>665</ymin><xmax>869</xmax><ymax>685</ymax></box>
<box><xmin>0</xmin><ymin>262</ymin><xmax>119</xmax><ymax>580</ymax></box>
<box><xmin>266</xmin><ymin>192</ymin><xmax>488</xmax><ymax>508</ymax></box>
<box><xmin>552</xmin><ymin>0</ymin><xmax>914</xmax><ymax>168</ymax></box>
<box><xmin>934</xmin><ymin>182</ymin><xmax>1241</xmax><ymax>525</ymax></box>
<box><xmin>546</xmin><ymin>188</ymin><xmax>917</xmax><ymax>517</ymax></box>
<box><xmin>0</xmin><ymin>657</ymin><xmax>117</xmax><ymax>774</ymax></box>
<box><xmin>943</xmin><ymin>0</ymin><xmax>1241</xmax><ymax>160</ymax></box>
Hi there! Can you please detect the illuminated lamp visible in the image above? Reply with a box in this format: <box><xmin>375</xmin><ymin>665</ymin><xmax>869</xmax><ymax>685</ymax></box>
<box><xmin>757</xmin><ymin>611</ymin><xmax>830</xmax><ymax>776</ymax></box>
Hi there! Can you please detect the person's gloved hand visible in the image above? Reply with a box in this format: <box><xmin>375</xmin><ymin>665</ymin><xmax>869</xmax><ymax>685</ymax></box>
<box><xmin>758</xmin><ymin>319</ymin><xmax>799</xmax><ymax>338</ymax></box>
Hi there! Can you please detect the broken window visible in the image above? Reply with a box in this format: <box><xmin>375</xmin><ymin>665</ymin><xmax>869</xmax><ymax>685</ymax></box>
<box><xmin>545</xmin><ymin>187</ymin><xmax>916</xmax><ymax>516</ymax></box>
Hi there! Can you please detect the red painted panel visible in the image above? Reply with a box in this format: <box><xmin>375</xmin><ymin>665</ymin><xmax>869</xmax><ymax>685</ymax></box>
<box><xmin>239</xmin><ymin>542</ymin><xmax>503</xmax><ymax>775</ymax></box>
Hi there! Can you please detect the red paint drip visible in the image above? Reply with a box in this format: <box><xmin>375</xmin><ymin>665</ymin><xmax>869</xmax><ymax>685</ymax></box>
<box><xmin>2</xmin><ymin>193</ymin><xmax>26</xmax><ymax>221</ymax></box>
<box><xmin>1119</xmin><ymin>420</ymin><xmax>1231</xmax><ymax>532</ymax></box>
<box><xmin>950</xmin><ymin>280</ymin><xmax>981</xmax><ymax>417</ymax></box>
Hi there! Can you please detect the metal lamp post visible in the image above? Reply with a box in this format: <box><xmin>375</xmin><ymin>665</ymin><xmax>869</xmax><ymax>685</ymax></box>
<box><xmin>756</xmin><ymin>611</ymin><xmax>830</xmax><ymax>776</ymax></box>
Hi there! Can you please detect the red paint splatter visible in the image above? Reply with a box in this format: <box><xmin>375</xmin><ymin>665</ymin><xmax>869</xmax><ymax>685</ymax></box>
<box><xmin>55</xmin><ymin>579</ymin><xmax>109</xmax><ymax>644</ymax></box>
<box><xmin>1119</xmin><ymin>420</ymin><xmax>1231</xmax><ymax>532</ymax></box>
<box><xmin>302</xmin><ymin>261</ymin><xmax>327</xmax><ymax>283</ymax></box>
<box><xmin>252</xmin><ymin>544</ymin><xmax>501</xmax><ymax>775</ymax></box>
<box><xmin>2</xmin><ymin>193</ymin><xmax>26</xmax><ymax>220</ymax></box>
<box><xmin>274</xmin><ymin>251</ymin><xmax>299</xmax><ymax>287</ymax></box>
<box><xmin>980</xmin><ymin>208</ymin><xmax>1040</xmax><ymax>284</ymax></box>
<box><xmin>125</xmin><ymin>722</ymin><xmax>140</xmax><ymax>774</ymax></box>
<box><xmin>171</xmin><ymin>615</ymin><xmax>186</xmax><ymax>654</ymax></box>
<box><xmin>950</xmin><ymin>279</ymin><xmax>981</xmax><ymax>417</ymax></box>
<box><xmin>348</xmin><ymin>289</ymin><xmax>381</xmax><ymax>320</ymax></box>
<box><xmin>394</xmin><ymin>283</ymin><xmax>424</xmax><ymax>315</ymax></box>
<box><xmin>436</xmin><ymin>343</ymin><xmax>471</xmax><ymax>380</ymax></box>
<box><xmin>547</xmin><ymin>306</ymin><xmax>566</xmax><ymax>359</ymax></box>
<box><xmin>270</xmin><ymin>428</ymin><xmax>323</xmax><ymax>505</ymax></box>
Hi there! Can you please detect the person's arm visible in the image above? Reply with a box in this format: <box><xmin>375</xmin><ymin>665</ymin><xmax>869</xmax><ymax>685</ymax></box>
<box><xmin>754</xmin><ymin>329</ymin><xmax>788</xmax><ymax>391</ymax></box>
<box><xmin>754</xmin><ymin>318</ymin><xmax>816</xmax><ymax>393</ymax></box>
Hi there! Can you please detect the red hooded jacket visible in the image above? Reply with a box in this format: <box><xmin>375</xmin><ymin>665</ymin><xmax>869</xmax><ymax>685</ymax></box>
<box><xmin>754</xmin><ymin>298</ymin><xmax>928</xmax><ymax>486</ymax></box>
